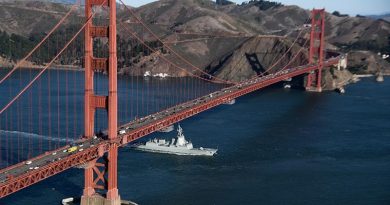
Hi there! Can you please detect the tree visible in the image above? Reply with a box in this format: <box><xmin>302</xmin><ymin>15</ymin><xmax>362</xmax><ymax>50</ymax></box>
<box><xmin>332</xmin><ymin>11</ymin><xmax>341</xmax><ymax>16</ymax></box>
<box><xmin>216</xmin><ymin>0</ymin><xmax>234</xmax><ymax>6</ymax></box>
<box><xmin>332</xmin><ymin>11</ymin><xmax>349</xmax><ymax>17</ymax></box>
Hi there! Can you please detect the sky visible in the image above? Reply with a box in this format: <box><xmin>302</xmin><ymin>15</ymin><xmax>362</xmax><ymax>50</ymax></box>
<box><xmin>121</xmin><ymin>0</ymin><xmax>390</xmax><ymax>15</ymax></box>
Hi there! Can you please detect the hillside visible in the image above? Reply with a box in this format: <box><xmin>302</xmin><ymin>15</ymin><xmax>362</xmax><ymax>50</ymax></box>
<box><xmin>369</xmin><ymin>13</ymin><xmax>390</xmax><ymax>22</ymax></box>
<box><xmin>0</xmin><ymin>0</ymin><xmax>75</xmax><ymax>36</ymax></box>
<box><xmin>123</xmin><ymin>0</ymin><xmax>390</xmax><ymax>77</ymax></box>
<box><xmin>0</xmin><ymin>0</ymin><xmax>389</xmax><ymax>84</ymax></box>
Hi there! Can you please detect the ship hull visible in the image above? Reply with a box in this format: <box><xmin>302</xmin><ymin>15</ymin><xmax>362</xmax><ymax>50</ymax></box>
<box><xmin>132</xmin><ymin>145</ymin><xmax>217</xmax><ymax>156</ymax></box>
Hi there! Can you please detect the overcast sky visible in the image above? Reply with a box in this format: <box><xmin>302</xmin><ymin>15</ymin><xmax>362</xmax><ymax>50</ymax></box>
<box><xmin>121</xmin><ymin>0</ymin><xmax>390</xmax><ymax>15</ymax></box>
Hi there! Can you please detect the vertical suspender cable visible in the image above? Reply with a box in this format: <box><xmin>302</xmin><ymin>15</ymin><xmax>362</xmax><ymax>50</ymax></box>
<box><xmin>57</xmin><ymin>33</ymin><xmax>61</xmax><ymax>149</ymax></box>
<box><xmin>48</xmin><ymin>38</ymin><xmax>52</xmax><ymax>151</ymax></box>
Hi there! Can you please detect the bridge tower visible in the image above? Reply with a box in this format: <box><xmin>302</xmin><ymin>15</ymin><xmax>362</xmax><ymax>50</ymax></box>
<box><xmin>306</xmin><ymin>9</ymin><xmax>326</xmax><ymax>92</ymax></box>
<box><xmin>81</xmin><ymin>0</ymin><xmax>120</xmax><ymax>205</ymax></box>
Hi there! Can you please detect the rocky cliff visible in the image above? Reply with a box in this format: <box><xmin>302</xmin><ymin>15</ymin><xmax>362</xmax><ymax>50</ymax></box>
<box><xmin>347</xmin><ymin>50</ymin><xmax>390</xmax><ymax>75</ymax></box>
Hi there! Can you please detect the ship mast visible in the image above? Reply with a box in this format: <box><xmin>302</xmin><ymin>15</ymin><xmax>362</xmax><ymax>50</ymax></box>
<box><xmin>176</xmin><ymin>125</ymin><xmax>186</xmax><ymax>146</ymax></box>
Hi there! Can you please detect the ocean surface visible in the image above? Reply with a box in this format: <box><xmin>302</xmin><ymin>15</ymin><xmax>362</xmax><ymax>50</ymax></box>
<box><xmin>0</xmin><ymin>71</ymin><xmax>389</xmax><ymax>205</ymax></box>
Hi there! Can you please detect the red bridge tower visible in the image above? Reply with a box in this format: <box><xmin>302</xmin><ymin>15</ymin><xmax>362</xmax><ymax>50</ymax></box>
<box><xmin>81</xmin><ymin>0</ymin><xmax>120</xmax><ymax>205</ymax></box>
<box><xmin>306</xmin><ymin>9</ymin><xmax>326</xmax><ymax>92</ymax></box>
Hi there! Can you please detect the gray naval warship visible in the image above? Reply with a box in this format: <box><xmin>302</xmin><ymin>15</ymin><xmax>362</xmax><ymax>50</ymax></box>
<box><xmin>132</xmin><ymin>125</ymin><xmax>217</xmax><ymax>156</ymax></box>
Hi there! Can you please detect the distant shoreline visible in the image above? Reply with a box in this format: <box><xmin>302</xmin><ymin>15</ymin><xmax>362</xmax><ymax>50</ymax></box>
<box><xmin>353</xmin><ymin>73</ymin><xmax>390</xmax><ymax>77</ymax></box>
<box><xmin>2</xmin><ymin>66</ymin><xmax>389</xmax><ymax>78</ymax></box>
<box><xmin>353</xmin><ymin>74</ymin><xmax>374</xmax><ymax>78</ymax></box>
<box><xmin>1</xmin><ymin>65</ymin><xmax>84</xmax><ymax>72</ymax></box>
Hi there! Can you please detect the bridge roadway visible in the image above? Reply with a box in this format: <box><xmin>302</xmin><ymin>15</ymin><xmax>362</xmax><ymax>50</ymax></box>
<box><xmin>0</xmin><ymin>57</ymin><xmax>340</xmax><ymax>198</ymax></box>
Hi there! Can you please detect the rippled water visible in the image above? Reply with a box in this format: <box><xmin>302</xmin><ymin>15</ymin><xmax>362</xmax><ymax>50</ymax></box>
<box><xmin>1</xmin><ymin>75</ymin><xmax>389</xmax><ymax>205</ymax></box>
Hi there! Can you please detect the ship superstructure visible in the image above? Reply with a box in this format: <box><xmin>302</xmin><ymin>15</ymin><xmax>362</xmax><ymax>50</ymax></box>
<box><xmin>132</xmin><ymin>125</ymin><xmax>217</xmax><ymax>156</ymax></box>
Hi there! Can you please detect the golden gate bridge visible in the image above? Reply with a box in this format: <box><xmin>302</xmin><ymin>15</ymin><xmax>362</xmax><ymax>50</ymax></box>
<box><xmin>0</xmin><ymin>0</ymin><xmax>344</xmax><ymax>204</ymax></box>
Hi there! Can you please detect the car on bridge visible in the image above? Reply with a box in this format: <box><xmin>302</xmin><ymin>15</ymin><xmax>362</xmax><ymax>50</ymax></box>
<box><xmin>67</xmin><ymin>146</ymin><xmax>78</xmax><ymax>153</ymax></box>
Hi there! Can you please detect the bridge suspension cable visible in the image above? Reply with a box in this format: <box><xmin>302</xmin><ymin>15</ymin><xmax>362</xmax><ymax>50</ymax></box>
<box><xmin>258</xmin><ymin>26</ymin><xmax>311</xmax><ymax>77</ymax></box>
<box><xmin>120</xmin><ymin>0</ymin><xmax>312</xmax><ymax>84</ymax></box>
<box><xmin>0</xmin><ymin>0</ymin><xmax>81</xmax><ymax>85</ymax></box>
<box><xmin>278</xmin><ymin>38</ymin><xmax>310</xmax><ymax>71</ymax></box>
<box><xmin>118</xmin><ymin>0</ymin><xmax>237</xmax><ymax>85</ymax></box>
<box><xmin>220</xmin><ymin>18</ymin><xmax>310</xmax><ymax>82</ymax></box>
<box><xmin>118</xmin><ymin>20</ymin><xmax>233</xmax><ymax>84</ymax></box>
<box><xmin>0</xmin><ymin>0</ymin><xmax>107</xmax><ymax>116</ymax></box>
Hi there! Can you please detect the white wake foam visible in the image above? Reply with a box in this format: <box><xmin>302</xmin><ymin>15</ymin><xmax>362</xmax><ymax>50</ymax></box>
<box><xmin>0</xmin><ymin>130</ymin><xmax>75</xmax><ymax>143</ymax></box>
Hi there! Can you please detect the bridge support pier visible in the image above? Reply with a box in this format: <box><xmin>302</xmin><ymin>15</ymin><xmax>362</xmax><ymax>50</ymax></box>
<box><xmin>81</xmin><ymin>195</ymin><xmax>121</xmax><ymax>205</ymax></box>
<box><xmin>305</xmin><ymin>70</ymin><xmax>323</xmax><ymax>92</ymax></box>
